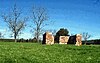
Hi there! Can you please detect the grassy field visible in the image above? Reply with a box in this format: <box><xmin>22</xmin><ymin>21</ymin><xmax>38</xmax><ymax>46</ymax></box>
<box><xmin>0</xmin><ymin>42</ymin><xmax>100</xmax><ymax>63</ymax></box>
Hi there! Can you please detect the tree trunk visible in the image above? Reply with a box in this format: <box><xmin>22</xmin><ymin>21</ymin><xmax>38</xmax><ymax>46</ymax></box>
<box><xmin>14</xmin><ymin>33</ymin><xmax>17</xmax><ymax>42</ymax></box>
<box><xmin>36</xmin><ymin>27</ymin><xmax>40</xmax><ymax>43</ymax></box>
<box><xmin>36</xmin><ymin>33</ymin><xmax>39</xmax><ymax>43</ymax></box>
<box><xmin>15</xmin><ymin>38</ymin><xmax>17</xmax><ymax>43</ymax></box>
<box><xmin>85</xmin><ymin>40</ymin><xmax>87</xmax><ymax>45</ymax></box>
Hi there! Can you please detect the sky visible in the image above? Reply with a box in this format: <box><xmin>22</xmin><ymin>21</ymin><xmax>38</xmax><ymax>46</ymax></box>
<box><xmin>0</xmin><ymin>0</ymin><xmax>100</xmax><ymax>39</ymax></box>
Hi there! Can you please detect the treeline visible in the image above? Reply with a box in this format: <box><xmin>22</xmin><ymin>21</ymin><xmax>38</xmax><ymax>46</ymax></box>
<box><xmin>0</xmin><ymin>38</ymin><xmax>41</xmax><ymax>43</ymax></box>
<box><xmin>0</xmin><ymin>38</ymin><xmax>100</xmax><ymax>45</ymax></box>
<box><xmin>82</xmin><ymin>39</ymin><xmax>100</xmax><ymax>45</ymax></box>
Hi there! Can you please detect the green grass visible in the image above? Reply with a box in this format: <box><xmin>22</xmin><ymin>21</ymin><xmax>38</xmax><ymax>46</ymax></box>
<box><xmin>0</xmin><ymin>42</ymin><xmax>100</xmax><ymax>63</ymax></box>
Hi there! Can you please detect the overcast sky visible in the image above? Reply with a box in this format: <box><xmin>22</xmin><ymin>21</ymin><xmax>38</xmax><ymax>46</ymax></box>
<box><xmin>0</xmin><ymin>0</ymin><xmax>100</xmax><ymax>39</ymax></box>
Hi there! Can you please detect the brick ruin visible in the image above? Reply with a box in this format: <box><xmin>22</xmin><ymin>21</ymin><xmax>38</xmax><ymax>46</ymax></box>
<box><xmin>43</xmin><ymin>32</ymin><xmax>82</xmax><ymax>46</ymax></box>
<box><xmin>68</xmin><ymin>35</ymin><xmax>76</xmax><ymax>44</ymax></box>
<box><xmin>59</xmin><ymin>36</ymin><xmax>69</xmax><ymax>44</ymax></box>
<box><xmin>75</xmin><ymin>34</ymin><xmax>82</xmax><ymax>46</ymax></box>
<box><xmin>42</xmin><ymin>32</ymin><xmax>54</xmax><ymax>45</ymax></box>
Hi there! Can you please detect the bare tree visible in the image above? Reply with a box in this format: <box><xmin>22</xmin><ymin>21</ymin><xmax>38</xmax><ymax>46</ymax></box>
<box><xmin>31</xmin><ymin>6</ymin><xmax>48</xmax><ymax>42</ymax></box>
<box><xmin>82</xmin><ymin>32</ymin><xmax>91</xmax><ymax>44</ymax></box>
<box><xmin>1</xmin><ymin>4</ymin><xmax>27</xmax><ymax>42</ymax></box>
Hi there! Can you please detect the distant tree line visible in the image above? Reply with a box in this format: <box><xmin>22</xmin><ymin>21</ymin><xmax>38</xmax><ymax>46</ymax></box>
<box><xmin>0</xmin><ymin>37</ymin><xmax>41</xmax><ymax>43</ymax></box>
<box><xmin>82</xmin><ymin>39</ymin><xmax>100</xmax><ymax>45</ymax></box>
<box><xmin>1</xmin><ymin>38</ymin><xmax>100</xmax><ymax>45</ymax></box>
